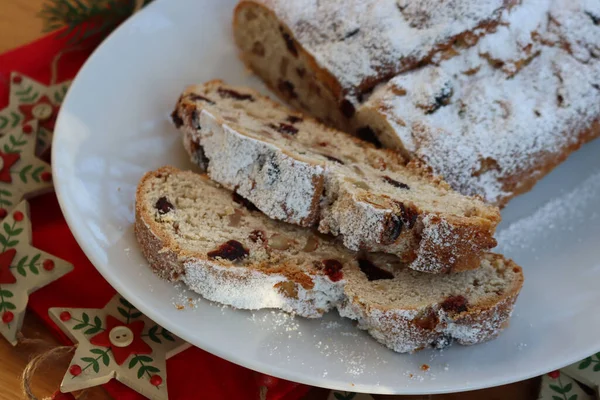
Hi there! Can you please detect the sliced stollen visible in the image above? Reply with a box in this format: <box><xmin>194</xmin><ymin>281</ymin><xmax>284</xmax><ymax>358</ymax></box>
<box><xmin>340</xmin><ymin>253</ymin><xmax>523</xmax><ymax>353</ymax></box>
<box><xmin>232</xmin><ymin>0</ymin><xmax>514</xmax><ymax>129</ymax></box>
<box><xmin>134</xmin><ymin>166</ymin><xmax>524</xmax><ymax>353</ymax></box>
<box><xmin>171</xmin><ymin>80</ymin><xmax>500</xmax><ymax>274</ymax></box>
<box><xmin>353</xmin><ymin>0</ymin><xmax>600</xmax><ymax>206</ymax></box>
<box><xmin>135</xmin><ymin>166</ymin><xmax>346</xmax><ymax>318</ymax></box>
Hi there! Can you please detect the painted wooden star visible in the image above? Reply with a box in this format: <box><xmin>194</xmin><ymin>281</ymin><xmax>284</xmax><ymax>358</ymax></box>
<box><xmin>49</xmin><ymin>294</ymin><xmax>189</xmax><ymax>400</ymax></box>
<box><xmin>0</xmin><ymin>200</ymin><xmax>73</xmax><ymax>345</ymax></box>
<box><xmin>0</xmin><ymin>72</ymin><xmax>70</xmax><ymax>156</ymax></box>
<box><xmin>562</xmin><ymin>354</ymin><xmax>600</xmax><ymax>397</ymax></box>
<box><xmin>0</xmin><ymin>121</ymin><xmax>53</xmax><ymax>217</ymax></box>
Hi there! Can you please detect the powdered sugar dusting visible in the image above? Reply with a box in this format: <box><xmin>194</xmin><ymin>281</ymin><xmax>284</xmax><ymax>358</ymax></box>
<box><xmin>496</xmin><ymin>170</ymin><xmax>600</xmax><ymax>254</ymax></box>
<box><xmin>359</xmin><ymin>0</ymin><xmax>600</xmax><ymax>204</ymax></box>
<box><xmin>264</xmin><ymin>0</ymin><xmax>507</xmax><ymax>95</ymax></box>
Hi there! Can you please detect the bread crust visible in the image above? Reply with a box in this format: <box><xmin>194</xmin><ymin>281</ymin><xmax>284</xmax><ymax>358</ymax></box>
<box><xmin>134</xmin><ymin>167</ymin><xmax>342</xmax><ymax>318</ymax></box>
<box><xmin>233</xmin><ymin>0</ymin><xmax>511</xmax><ymax>128</ymax></box>
<box><xmin>135</xmin><ymin>167</ymin><xmax>524</xmax><ymax>353</ymax></box>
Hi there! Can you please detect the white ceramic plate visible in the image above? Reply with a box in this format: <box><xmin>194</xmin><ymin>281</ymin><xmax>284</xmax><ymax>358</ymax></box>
<box><xmin>52</xmin><ymin>0</ymin><xmax>600</xmax><ymax>394</ymax></box>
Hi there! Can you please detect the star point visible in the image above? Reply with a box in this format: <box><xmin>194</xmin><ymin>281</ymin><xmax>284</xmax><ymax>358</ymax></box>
<box><xmin>49</xmin><ymin>295</ymin><xmax>188</xmax><ymax>400</ymax></box>
<box><xmin>0</xmin><ymin>201</ymin><xmax>73</xmax><ymax>345</ymax></box>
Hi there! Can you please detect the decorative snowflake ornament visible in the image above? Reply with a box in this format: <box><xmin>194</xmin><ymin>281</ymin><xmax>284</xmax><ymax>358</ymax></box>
<box><xmin>0</xmin><ymin>72</ymin><xmax>70</xmax><ymax>155</ymax></box>
<box><xmin>0</xmin><ymin>121</ymin><xmax>53</xmax><ymax>216</ymax></box>
<box><xmin>0</xmin><ymin>200</ymin><xmax>73</xmax><ymax>345</ymax></box>
<box><xmin>49</xmin><ymin>294</ymin><xmax>188</xmax><ymax>400</ymax></box>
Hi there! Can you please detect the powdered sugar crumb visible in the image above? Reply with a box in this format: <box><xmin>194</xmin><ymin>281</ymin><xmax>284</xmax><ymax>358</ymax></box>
<box><xmin>496</xmin><ymin>170</ymin><xmax>600</xmax><ymax>254</ymax></box>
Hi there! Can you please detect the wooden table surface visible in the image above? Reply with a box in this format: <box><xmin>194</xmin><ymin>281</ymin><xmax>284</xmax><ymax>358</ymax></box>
<box><xmin>0</xmin><ymin>2</ymin><xmax>539</xmax><ymax>399</ymax></box>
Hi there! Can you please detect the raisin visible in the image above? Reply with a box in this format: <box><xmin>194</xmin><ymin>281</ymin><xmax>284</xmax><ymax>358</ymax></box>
<box><xmin>191</xmin><ymin>109</ymin><xmax>201</xmax><ymax>130</ymax></box>
<box><xmin>585</xmin><ymin>11</ymin><xmax>599</xmax><ymax>25</ymax></box>
<box><xmin>429</xmin><ymin>89</ymin><xmax>453</xmax><ymax>113</ymax></box>
<box><xmin>249</xmin><ymin>230</ymin><xmax>266</xmax><ymax>243</ymax></box>
<box><xmin>268</xmin><ymin>122</ymin><xmax>298</xmax><ymax>135</ymax></box>
<box><xmin>207</xmin><ymin>240</ymin><xmax>249</xmax><ymax>262</ymax></box>
<box><xmin>340</xmin><ymin>99</ymin><xmax>356</xmax><ymax>118</ymax></box>
<box><xmin>399</xmin><ymin>203</ymin><xmax>418</xmax><ymax>229</ymax></box>
<box><xmin>358</xmin><ymin>259</ymin><xmax>394</xmax><ymax>281</ymax></box>
<box><xmin>286</xmin><ymin>115</ymin><xmax>303</xmax><ymax>124</ymax></box>
<box><xmin>296</xmin><ymin>67</ymin><xmax>306</xmax><ymax>78</ymax></box>
<box><xmin>322</xmin><ymin>154</ymin><xmax>344</xmax><ymax>165</ymax></box>
<box><xmin>170</xmin><ymin>110</ymin><xmax>183</xmax><ymax>128</ymax></box>
<box><xmin>252</xmin><ymin>41</ymin><xmax>265</xmax><ymax>57</ymax></box>
<box><xmin>188</xmin><ymin>93</ymin><xmax>215</xmax><ymax>105</ymax></box>
<box><xmin>343</xmin><ymin>28</ymin><xmax>360</xmax><ymax>40</ymax></box>
<box><xmin>431</xmin><ymin>335</ymin><xmax>453</xmax><ymax>349</ymax></box>
<box><xmin>321</xmin><ymin>259</ymin><xmax>344</xmax><ymax>282</ymax></box>
<box><xmin>217</xmin><ymin>88</ymin><xmax>254</xmax><ymax>101</ymax></box>
<box><xmin>356</xmin><ymin>126</ymin><xmax>382</xmax><ymax>148</ymax></box>
<box><xmin>385</xmin><ymin>214</ymin><xmax>403</xmax><ymax>242</ymax></box>
<box><xmin>232</xmin><ymin>192</ymin><xmax>259</xmax><ymax>211</ymax></box>
<box><xmin>190</xmin><ymin>140</ymin><xmax>210</xmax><ymax>170</ymax></box>
<box><xmin>155</xmin><ymin>197</ymin><xmax>174</xmax><ymax>214</ymax></box>
<box><xmin>441</xmin><ymin>295</ymin><xmax>468</xmax><ymax>313</ymax></box>
<box><xmin>279</xmin><ymin>26</ymin><xmax>298</xmax><ymax>57</ymax></box>
<box><xmin>261</xmin><ymin>156</ymin><xmax>281</xmax><ymax>183</ymax></box>
<box><xmin>382</xmin><ymin>176</ymin><xmax>410</xmax><ymax>190</ymax></box>
<box><xmin>277</xmin><ymin>80</ymin><xmax>298</xmax><ymax>99</ymax></box>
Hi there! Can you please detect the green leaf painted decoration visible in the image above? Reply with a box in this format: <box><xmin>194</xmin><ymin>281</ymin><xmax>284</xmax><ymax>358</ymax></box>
<box><xmin>120</xmin><ymin>297</ymin><xmax>134</xmax><ymax>309</ymax></box>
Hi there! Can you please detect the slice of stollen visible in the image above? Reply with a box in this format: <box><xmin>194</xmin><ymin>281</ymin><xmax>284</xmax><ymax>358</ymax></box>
<box><xmin>134</xmin><ymin>166</ymin><xmax>523</xmax><ymax>352</ymax></box>
<box><xmin>172</xmin><ymin>80</ymin><xmax>500</xmax><ymax>274</ymax></box>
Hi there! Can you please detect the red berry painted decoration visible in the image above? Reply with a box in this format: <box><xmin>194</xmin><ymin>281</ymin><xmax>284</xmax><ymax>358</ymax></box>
<box><xmin>41</xmin><ymin>171</ymin><xmax>52</xmax><ymax>182</ymax></box>
<box><xmin>13</xmin><ymin>211</ymin><xmax>23</xmax><ymax>221</ymax></box>
<box><xmin>69</xmin><ymin>364</ymin><xmax>82</xmax><ymax>377</ymax></box>
<box><xmin>548</xmin><ymin>370</ymin><xmax>560</xmax><ymax>379</ymax></box>
<box><xmin>22</xmin><ymin>125</ymin><xmax>33</xmax><ymax>134</ymax></box>
<box><xmin>59</xmin><ymin>311</ymin><xmax>72</xmax><ymax>322</ymax></box>
<box><xmin>43</xmin><ymin>259</ymin><xmax>55</xmax><ymax>271</ymax></box>
<box><xmin>12</xmin><ymin>75</ymin><xmax>22</xmax><ymax>84</ymax></box>
<box><xmin>150</xmin><ymin>375</ymin><xmax>163</xmax><ymax>386</ymax></box>
<box><xmin>2</xmin><ymin>311</ymin><xmax>14</xmax><ymax>324</ymax></box>
<box><xmin>0</xmin><ymin>209</ymin><xmax>6</xmax><ymax>219</ymax></box>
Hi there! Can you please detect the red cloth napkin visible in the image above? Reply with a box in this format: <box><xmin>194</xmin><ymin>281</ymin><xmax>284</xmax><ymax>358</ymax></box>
<box><xmin>0</xmin><ymin>29</ymin><xmax>310</xmax><ymax>400</ymax></box>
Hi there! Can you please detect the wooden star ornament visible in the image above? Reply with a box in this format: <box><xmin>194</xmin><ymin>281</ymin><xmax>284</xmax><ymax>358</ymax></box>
<box><xmin>0</xmin><ymin>121</ymin><xmax>53</xmax><ymax>216</ymax></box>
<box><xmin>0</xmin><ymin>201</ymin><xmax>73</xmax><ymax>345</ymax></box>
<box><xmin>49</xmin><ymin>294</ymin><xmax>189</xmax><ymax>400</ymax></box>
<box><xmin>0</xmin><ymin>72</ymin><xmax>70</xmax><ymax>155</ymax></box>
<box><xmin>562</xmin><ymin>354</ymin><xmax>600</xmax><ymax>397</ymax></box>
